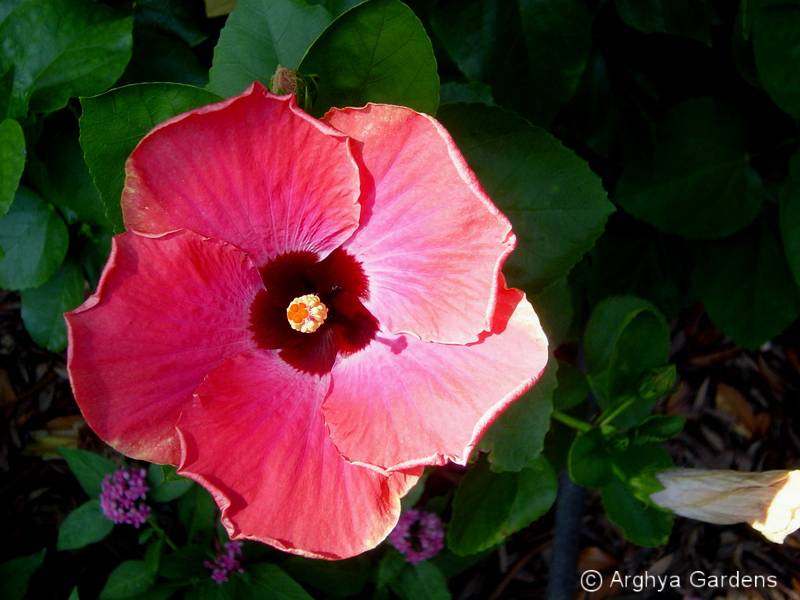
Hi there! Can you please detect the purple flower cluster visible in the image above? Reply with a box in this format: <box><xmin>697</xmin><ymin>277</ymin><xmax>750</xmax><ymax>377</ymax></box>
<box><xmin>388</xmin><ymin>510</ymin><xmax>445</xmax><ymax>564</ymax></box>
<box><xmin>205</xmin><ymin>541</ymin><xmax>244</xmax><ymax>584</ymax></box>
<box><xmin>99</xmin><ymin>467</ymin><xmax>151</xmax><ymax>528</ymax></box>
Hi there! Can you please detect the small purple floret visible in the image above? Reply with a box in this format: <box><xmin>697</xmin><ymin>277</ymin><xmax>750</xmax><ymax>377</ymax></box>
<box><xmin>388</xmin><ymin>510</ymin><xmax>445</xmax><ymax>564</ymax></box>
<box><xmin>205</xmin><ymin>541</ymin><xmax>244</xmax><ymax>584</ymax></box>
<box><xmin>99</xmin><ymin>467</ymin><xmax>151</xmax><ymax>528</ymax></box>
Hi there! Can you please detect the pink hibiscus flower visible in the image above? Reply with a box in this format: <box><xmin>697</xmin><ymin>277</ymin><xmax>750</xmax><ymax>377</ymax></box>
<box><xmin>65</xmin><ymin>82</ymin><xmax>548</xmax><ymax>559</ymax></box>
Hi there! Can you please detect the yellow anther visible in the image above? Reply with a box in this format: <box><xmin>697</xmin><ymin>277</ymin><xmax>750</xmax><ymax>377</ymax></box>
<box><xmin>286</xmin><ymin>294</ymin><xmax>328</xmax><ymax>333</ymax></box>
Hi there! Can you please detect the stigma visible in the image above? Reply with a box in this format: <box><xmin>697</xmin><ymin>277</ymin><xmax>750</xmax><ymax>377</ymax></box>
<box><xmin>286</xmin><ymin>294</ymin><xmax>328</xmax><ymax>333</ymax></box>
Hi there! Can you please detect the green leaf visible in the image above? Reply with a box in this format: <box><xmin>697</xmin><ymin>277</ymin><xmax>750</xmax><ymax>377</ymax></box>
<box><xmin>585</xmin><ymin>296</ymin><xmax>660</xmax><ymax>379</ymax></box>
<box><xmin>120</xmin><ymin>29</ymin><xmax>209</xmax><ymax>88</ymax></box>
<box><xmin>125</xmin><ymin>583</ymin><xmax>188</xmax><ymax>600</ymax></box>
<box><xmin>448</xmin><ymin>455</ymin><xmax>557</xmax><ymax>555</ymax></box>
<box><xmin>299</xmin><ymin>0</ymin><xmax>439</xmax><ymax>117</ymax></box>
<box><xmin>57</xmin><ymin>500</ymin><xmax>115</xmax><ymax>550</ymax></box>
<box><xmin>614</xmin><ymin>98</ymin><xmax>763</xmax><ymax>239</ymax></box>
<box><xmin>281</xmin><ymin>555</ymin><xmax>370</xmax><ymax>597</ymax></box>
<box><xmin>584</xmin><ymin>296</ymin><xmax>670</xmax><ymax>427</ymax></box>
<box><xmin>0</xmin><ymin>187</ymin><xmax>68</xmax><ymax>290</ymax></box>
<box><xmin>552</xmin><ymin>361</ymin><xmax>588</xmax><ymax>412</ymax></box>
<box><xmin>57</xmin><ymin>447</ymin><xmax>118</xmax><ymax>497</ymax></box>
<box><xmin>429</xmin><ymin>0</ymin><xmax>508</xmax><ymax>82</ymax></box>
<box><xmin>100</xmin><ymin>560</ymin><xmax>155</xmax><ymax>599</ymax></box>
<box><xmin>0</xmin><ymin>1</ymin><xmax>24</xmax><ymax>24</ymax></box>
<box><xmin>437</xmin><ymin>103</ymin><xmax>614</xmax><ymax>293</ymax></box>
<box><xmin>30</xmin><ymin>123</ymin><xmax>109</xmax><ymax>229</ymax></box>
<box><xmin>375</xmin><ymin>548</ymin><xmax>406</xmax><ymax>589</ymax></box>
<box><xmin>601</xmin><ymin>475</ymin><xmax>672</xmax><ymax>547</ymax></box>
<box><xmin>587</xmin><ymin>215</ymin><xmax>697</xmax><ymax>319</ymax></box>
<box><xmin>80</xmin><ymin>83</ymin><xmax>223</xmax><ymax>232</ymax></box>
<box><xmin>517</xmin><ymin>0</ymin><xmax>592</xmax><ymax>125</ymax></box>
<box><xmin>144</xmin><ymin>538</ymin><xmax>164</xmax><ymax>577</ymax></box>
<box><xmin>75</xmin><ymin>226</ymin><xmax>112</xmax><ymax>289</ymax></box>
<box><xmin>614</xmin><ymin>0</ymin><xmax>714</xmax><ymax>45</ymax></box>
<box><xmin>568</xmin><ymin>428</ymin><xmax>612</xmax><ymax>488</ymax></box>
<box><xmin>0</xmin><ymin>118</ymin><xmax>24</xmax><ymax>219</ymax></box>
<box><xmin>400</xmin><ymin>470</ymin><xmax>429</xmax><ymax>511</ymax></box>
<box><xmin>159</xmin><ymin>464</ymin><xmax>188</xmax><ymax>482</ymax></box>
<box><xmin>0</xmin><ymin>64</ymin><xmax>15</xmax><ymax>121</ymax></box>
<box><xmin>389</xmin><ymin>562</ymin><xmax>451</xmax><ymax>600</ymax></box>
<box><xmin>158</xmin><ymin>545</ymin><xmax>208</xmax><ymax>580</ymax></box>
<box><xmin>308</xmin><ymin>0</ymin><xmax>364</xmax><ymax>18</ymax></box>
<box><xmin>631</xmin><ymin>415</ymin><xmax>685</xmax><ymax>444</ymax></box>
<box><xmin>0</xmin><ymin>0</ymin><xmax>133</xmax><ymax>117</ymax></box>
<box><xmin>239</xmin><ymin>563</ymin><xmax>314</xmax><ymax>600</ymax></box>
<box><xmin>177</xmin><ymin>483</ymin><xmax>218</xmax><ymax>543</ymax></box>
<box><xmin>607</xmin><ymin>312</ymin><xmax>669</xmax><ymax>404</ymax></box>
<box><xmin>531</xmin><ymin>277</ymin><xmax>573</xmax><ymax>346</ymax></box>
<box><xmin>146</xmin><ymin>463</ymin><xmax>193</xmax><ymax>503</ymax></box>
<box><xmin>732</xmin><ymin>3</ymin><xmax>762</xmax><ymax>89</ymax></box>
<box><xmin>68</xmin><ymin>586</ymin><xmax>79</xmax><ymax>600</ymax></box>
<box><xmin>753</xmin><ymin>0</ymin><xmax>800</xmax><ymax>118</ymax></box>
<box><xmin>134</xmin><ymin>0</ymin><xmax>208</xmax><ymax>47</ymax></box>
<box><xmin>431</xmin><ymin>548</ymin><xmax>493</xmax><ymax>579</ymax></box>
<box><xmin>439</xmin><ymin>82</ymin><xmax>493</xmax><ymax>105</ymax></box>
<box><xmin>637</xmin><ymin>364</ymin><xmax>677</xmax><ymax>400</ymax></box>
<box><xmin>185</xmin><ymin>580</ymin><xmax>240</xmax><ymax>600</ymax></box>
<box><xmin>478</xmin><ymin>358</ymin><xmax>556</xmax><ymax>472</ymax></box>
<box><xmin>209</xmin><ymin>0</ymin><xmax>331</xmax><ymax>98</ymax></box>
<box><xmin>20</xmin><ymin>257</ymin><xmax>84</xmax><ymax>352</ymax></box>
<box><xmin>0</xmin><ymin>548</ymin><xmax>46</xmax><ymax>600</ymax></box>
<box><xmin>600</xmin><ymin>443</ymin><xmax>673</xmax><ymax>547</ymax></box>
<box><xmin>781</xmin><ymin>150</ymin><xmax>800</xmax><ymax>288</ymax></box>
<box><xmin>698</xmin><ymin>213</ymin><xmax>800</xmax><ymax>349</ymax></box>
<box><xmin>429</xmin><ymin>1</ymin><xmax>529</xmax><ymax>118</ymax></box>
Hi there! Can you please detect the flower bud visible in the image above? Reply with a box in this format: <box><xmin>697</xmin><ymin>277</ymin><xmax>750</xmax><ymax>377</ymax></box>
<box><xmin>269</xmin><ymin>66</ymin><xmax>300</xmax><ymax>95</ymax></box>
<box><xmin>269</xmin><ymin>66</ymin><xmax>317</xmax><ymax>112</ymax></box>
<box><xmin>650</xmin><ymin>468</ymin><xmax>800</xmax><ymax>543</ymax></box>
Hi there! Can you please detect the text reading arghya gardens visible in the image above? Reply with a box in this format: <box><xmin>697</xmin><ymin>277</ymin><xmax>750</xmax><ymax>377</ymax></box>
<box><xmin>611</xmin><ymin>571</ymin><xmax>778</xmax><ymax>594</ymax></box>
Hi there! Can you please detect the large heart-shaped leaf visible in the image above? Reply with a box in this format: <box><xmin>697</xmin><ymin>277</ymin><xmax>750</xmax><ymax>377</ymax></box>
<box><xmin>614</xmin><ymin>98</ymin><xmax>763</xmax><ymax>239</ymax></box>
<box><xmin>699</xmin><ymin>213</ymin><xmax>800</xmax><ymax>349</ymax></box>
<box><xmin>0</xmin><ymin>187</ymin><xmax>68</xmax><ymax>290</ymax></box>
<box><xmin>753</xmin><ymin>0</ymin><xmax>800</xmax><ymax>119</ymax></box>
<box><xmin>21</xmin><ymin>258</ymin><xmax>84</xmax><ymax>352</ymax></box>
<box><xmin>448</xmin><ymin>455</ymin><xmax>557</xmax><ymax>555</ymax></box>
<box><xmin>614</xmin><ymin>0</ymin><xmax>713</xmax><ymax>45</ymax></box>
<box><xmin>0</xmin><ymin>118</ymin><xmax>24</xmax><ymax>220</ymax></box>
<box><xmin>57</xmin><ymin>500</ymin><xmax>115</xmax><ymax>551</ymax></box>
<box><xmin>437</xmin><ymin>103</ymin><xmax>614</xmax><ymax>293</ymax></box>
<box><xmin>208</xmin><ymin>0</ymin><xmax>332</xmax><ymax>98</ymax></box>
<box><xmin>0</xmin><ymin>0</ymin><xmax>132</xmax><ymax>118</ymax></box>
<box><xmin>80</xmin><ymin>83</ymin><xmax>223</xmax><ymax>232</ymax></box>
<box><xmin>300</xmin><ymin>0</ymin><xmax>439</xmax><ymax>116</ymax></box>
<box><xmin>478</xmin><ymin>358</ymin><xmax>557</xmax><ymax>472</ymax></box>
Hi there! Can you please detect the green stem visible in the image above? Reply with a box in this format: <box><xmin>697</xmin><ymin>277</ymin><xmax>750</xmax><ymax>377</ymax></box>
<box><xmin>552</xmin><ymin>411</ymin><xmax>592</xmax><ymax>433</ymax></box>
<box><xmin>148</xmin><ymin>516</ymin><xmax>178</xmax><ymax>551</ymax></box>
<box><xmin>597</xmin><ymin>396</ymin><xmax>637</xmax><ymax>428</ymax></box>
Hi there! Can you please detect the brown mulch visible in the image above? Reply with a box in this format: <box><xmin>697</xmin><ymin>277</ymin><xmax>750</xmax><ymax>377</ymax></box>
<box><xmin>2</xmin><ymin>289</ymin><xmax>799</xmax><ymax>599</ymax></box>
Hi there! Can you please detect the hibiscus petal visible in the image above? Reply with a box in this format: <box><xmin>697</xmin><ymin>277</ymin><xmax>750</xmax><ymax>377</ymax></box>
<box><xmin>323</xmin><ymin>287</ymin><xmax>548</xmax><ymax>471</ymax></box>
<box><xmin>123</xmin><ymin>83</ymin><xmax>361</xmax><ymax>266</ymax></box>
<box><xmin>324</xmin><ymin>104</ymin><xmax>515</xmax><ymax>344</ymax></box>
<box><xmin>66</xmin><ymin>230</ymin><xmax>262</xmax><ymax>464</ymax></box>
<box><xmin>176</xmin><ymin>351</ymin><xmax>421</xmax><ymax>559</ymax></box>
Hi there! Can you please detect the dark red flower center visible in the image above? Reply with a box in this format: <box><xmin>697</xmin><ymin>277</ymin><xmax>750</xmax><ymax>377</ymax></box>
<box><xmin>249</xmin><ymin>248</ymin><xmax>378</xmax><ymax>374</ymax></box>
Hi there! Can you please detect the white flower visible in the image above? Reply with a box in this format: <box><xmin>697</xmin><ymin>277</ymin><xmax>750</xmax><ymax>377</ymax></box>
<box><xmin>650</xmin><ymin>468</ymin><xmax>800</xmax><ymax>543</ymax></box>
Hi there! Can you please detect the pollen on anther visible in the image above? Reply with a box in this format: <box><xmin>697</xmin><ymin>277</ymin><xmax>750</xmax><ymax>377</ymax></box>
<box><xmin>287</xmin><ymin>294</ymin><xmax>328</xmax><ymax>333</ymax></box>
